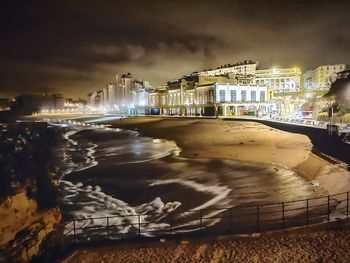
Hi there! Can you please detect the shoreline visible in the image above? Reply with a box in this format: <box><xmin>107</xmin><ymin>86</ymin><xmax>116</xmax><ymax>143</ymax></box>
<box><xmin>22</xmin><ymin>115</ymin><xmax>350</xmax><ymax>262</ymax></box>
<box><xmin>26</xmin><ymin>115</ymin><xmax>350</xmax><ymax>199</ymax></box>
<box><xmin>103</xmin><ymin>117</ymin><xmax>350</xmax><ymax>197</ymax></box>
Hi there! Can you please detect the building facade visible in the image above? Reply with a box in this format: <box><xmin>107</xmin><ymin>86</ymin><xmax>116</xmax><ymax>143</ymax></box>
<box><xmin>214</xmin><ymin>83</ymin><xmax>275</xmax><ymax>116</ymax></box>
<box><xmin>100</xmin><ymin>73</ymin><xmax>151</xmax><ymax>113</ymax></box>
<box><xmin>198</xmin><ymin>60</ymin><xmax>258</xmax><ymax>76</ymax></box>
<box><xmin>87</xmin><ymin>90</ymin><xmax>103</xmax><ymax>108</ymax></box>
<box><xmin>254</xmin><ymin>67</ymin><xmax>301</xmax><ymax>94</ymax></box>
<box><xmin>302</xmin><ymin>64</ymin><xmax>348</xmax><ymax>91</ymax></box>
<box><xmin>147</xmin><ymin>81</ymin><xmax>275</xmax><ymax>117</ymax></box>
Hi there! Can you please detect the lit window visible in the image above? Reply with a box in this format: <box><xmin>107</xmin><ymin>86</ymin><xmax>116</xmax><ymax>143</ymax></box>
<box><xmin>241</xmin><ymin>90</ymin><xmax>247</xmax><ymax>102</ymax></box>
<box><xmin>230</xmin><ymin>90</ymin><xmax>236</xmax><ymax>102</ymax></box>
<box><xmin>219</xmin><ymin>90</ymin><xmax>225</xmax><ymax>102</ymax></box>
<box><xmin>251</xmin><ymin>91</ymin><xmax>256</xmax><ymax>102</ymax></box>
<box><xmin>260</xmin><ymin>91</ymin><xmax>266</xmax><ymax>102</ymax></box>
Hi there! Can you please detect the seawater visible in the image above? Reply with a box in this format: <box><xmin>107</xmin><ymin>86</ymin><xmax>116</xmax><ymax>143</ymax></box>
<box><xmin>49</xmin><ymin>118</ymin><xmax>326</xmax><ymax>237</ymax></box>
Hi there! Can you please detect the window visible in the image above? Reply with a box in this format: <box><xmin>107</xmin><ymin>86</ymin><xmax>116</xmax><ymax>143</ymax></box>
<box><xmin>204</xmin><ymin>91</ymin><xmax>208</xmax><ymax>103</ymax></box>
<box><xmin>209</xmin><ymin>90</ymin><xmax>214</xmax><ymax>103</ymax></box>
<box><xmin>219</xmin><ymin>90</ymin><xmax>226</xmax><ymax>102</ymax></box>
<box><xmin>260</xmin><ymin>91</ymin><xmax>266</xmax><ymax>102</ymax></box>
<box><xmin>251</xmin><ymin>91</ymin><xmax>256</xmax><ymax>102</ymax></box>
<box><xmin>230</xmin><ymin>90</ymin><xmax>236</xmax><ymax>102</ymax></box>
<box><xmin>241</xmin><ymin>90</ymin><xmax>247</xmax><ymax>102</ymax></box>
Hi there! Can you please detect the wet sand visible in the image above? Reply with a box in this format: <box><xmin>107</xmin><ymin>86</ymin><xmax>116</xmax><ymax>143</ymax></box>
<box><xmin>103</xmin><ymin>117</ymin><xmax>350</xmax><ymax>195</ymax></box>
<box><xmin>29</xmin><ymin>115</ymin><xmax>350</xmax><ymax>261</ymax></box>
<box><xmin>58</xmin><ymin>119</ymin><xmax>327</xmax><ymax>236</ymax></box>
<box><xmin>31</xmin><ymin>115</ymin><xmax>350</xmax><ymax>195</ymax></box>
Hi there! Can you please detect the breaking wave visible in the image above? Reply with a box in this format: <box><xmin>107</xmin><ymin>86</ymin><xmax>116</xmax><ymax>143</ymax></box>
<box><xmin>47</xmin><ymin>117</ymin><xmax>326</xmax><ymax>238</ymax></box>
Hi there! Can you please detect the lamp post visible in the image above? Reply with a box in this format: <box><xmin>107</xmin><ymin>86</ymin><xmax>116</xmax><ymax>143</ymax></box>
<box><xmin>328</xmin><ymin>103</ymin><xmax>334</xmax><ymax>135</ymax></box>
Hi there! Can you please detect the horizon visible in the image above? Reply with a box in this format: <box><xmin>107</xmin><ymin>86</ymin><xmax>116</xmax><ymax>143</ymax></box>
<box><xmin>1</xmin><ymin>0</ymin><xmax>350</xmax><ymax>99</ymax></box>
<box><xmin>2</xmin><ymin>60</ymin><xmax>348</xmax><ymax>100</ymax></box>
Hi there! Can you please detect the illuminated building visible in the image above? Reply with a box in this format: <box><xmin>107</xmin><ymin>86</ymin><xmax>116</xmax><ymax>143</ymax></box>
<box><xmin>101</xmin><ymin>73</ymin><xmax>151</xmax><ymax>113</ymax></box>
<box><xmin>165</xmin><ymin>75</ymin><xmax>235</xmax><ymax>115</ymax></box>
<box><xmin>87</xmin><ymin>90</ymin><xmax>103</xmax><ymax>107</ymax></box>
<box><xmin>302</xmin><ymin>64</ymin><xmax>348</xmax><ymax>91</ymax></box>
<box><xmin>103</xmin><ymin>87</ymin><xmax>109</xmax><ymax>106</ymax></box>
<box><xmin>198</xmin><ymin>60</ymin><xmax>258</xmax><ymax>76</ymax></box>
<box><xmin>214</xmin><ymin>83</ymin><xmax>275</xmax><ymax>116</ymax></box>
<box><xmin>198</xmin><ymin>62</ymin><xmax>301</xmax><ymax>94</ymax></box>
<box><xmin>147</xmin><ymin>79</ymin><xmax>275</xmax><ymax>117</ymax></box>
<box><xmin>147</xmin><ymin>61</ymin><xmax>348</xmax><ymax>118</ymax></box>
<box><xmin>147</xmin><ymin>87</ymin><xmax>167</xmax><ymax>115</ymax></box>
<box><xmin>254</xmin><ymin>67</ymin><xmax>301</xmax><ymax>93</ymax></box>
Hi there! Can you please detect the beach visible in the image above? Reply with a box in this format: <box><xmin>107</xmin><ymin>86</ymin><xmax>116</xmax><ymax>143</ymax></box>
<box><xmin>28</xmin><ymin>115</ymin><xmax>350</xmax><ymax>262</ymax></box>
<box><xmin>102</xmin><ymin>117</ymin><xmax>350</xmax><ymax>195</ymax></box>
<box><xmin>64</xmin><ymin>222</ymin><xmax>350</xmax><ymax>263</ymax></box>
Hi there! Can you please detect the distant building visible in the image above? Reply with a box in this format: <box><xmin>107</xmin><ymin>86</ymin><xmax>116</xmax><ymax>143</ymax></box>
<box><xmin>198</xmin><ymin>63</ymin><xmax>302</xmax><ymax>94</ymax></box>
<box><xmin>101</xmin><ymin>73</ymin><xmax>151</xmax><ymax>113</ymax></box>
<box><xmin>302</xmin><ymin>64</ymin><xmax>348</xmax><ymax>91</ymax></box>
<box><xmin>11</xmin><ymin>94</ymin><xmax>64</xmax><ymax>114</ymax></box>
<box><xmin>87</xmin><ymin>90</ymin><xmax>103</xmax><ymax>108</ymax></box>
<box><xmin>102</xmin><ymin>87</ymin><xmax>109</xmax><ymax>106</ymax></box>
<box><xmin>148</xmin><ymin>81</ymin><xmax>275</xmax><ymax>117</ymax></box>
<box><xmin>302</xmin><ymin>70</ymin><xmax>314</xmax><ymax>91</ymax></box>
<box><xmin>198</xmin><ymin>60</ymin><xmax>258</xmax><ymax>76</ymax></box>
<box><xmin>64</xmin><ymin>98</ymin><xmax>85</xmax><ymax>111</ymax></box>
<box><xmin>147</xmin><ymin>61</ymin><xmax>288</xmax><ymax>116</ymax></box>
<box><xmin>214</xmin><ymin>83</ymin><xmax>275</xmax><ymax>116</ymax></box>
<box><xmin>41</xmin><ymin>94</ymin><xmax>64</xmax><ymax>110</ymax></box>
<box><xmin>254</xmin><ymin>67</ymin><xmax>301</xmax><ymax>94</ymax></box>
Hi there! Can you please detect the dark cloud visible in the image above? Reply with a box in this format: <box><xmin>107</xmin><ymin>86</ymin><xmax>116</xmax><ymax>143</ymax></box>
<box><xmin>1</xmin><ymin>0</ymin><xmax>350</xmax><ymax>98</ymax></box>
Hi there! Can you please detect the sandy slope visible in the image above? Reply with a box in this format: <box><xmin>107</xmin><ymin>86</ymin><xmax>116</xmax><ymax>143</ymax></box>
<box><xmin>65</xmin><ymin>223</ymin><xmax>350</xmax><ymax>263</ymax></box>
<box><xmin>105</xmin><ymin>117</ymin><xmax>350</xmax><ymax>195</ymax></box>
<box><xmin>30</xmin><ymin>116</ymin><xmax>350</xmax><ymax>262</ymax></box>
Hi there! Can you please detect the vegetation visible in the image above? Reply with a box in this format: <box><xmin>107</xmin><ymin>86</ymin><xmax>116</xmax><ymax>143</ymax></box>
<box><xmin>318</xmin><ymin>102</ymin><xmax>350</xmax><ymax>123</ymax></box>
<box><xmin>0</xmin><ymin>122</ymin><xmax>60</xmax><ymax>210</ymax></box>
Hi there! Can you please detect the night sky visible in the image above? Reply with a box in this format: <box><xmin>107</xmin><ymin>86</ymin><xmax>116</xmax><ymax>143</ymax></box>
<box><xmin>1</xmin><ymin>0</ymin><xmax>350</xmax><ymax>98</ymax></box>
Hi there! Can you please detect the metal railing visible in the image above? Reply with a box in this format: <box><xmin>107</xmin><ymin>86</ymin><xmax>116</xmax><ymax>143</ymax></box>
<box><xmin>63</xmin><ymin>191</ymin><xmax>350</xmax><ymax>244</ymax></box>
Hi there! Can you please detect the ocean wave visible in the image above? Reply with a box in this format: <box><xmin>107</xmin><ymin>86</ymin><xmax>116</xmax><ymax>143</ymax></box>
<box><xmin>49</xmin><ymin>119</ymin><xmax>184</xmax><ymax>236</ymax></box>
<box><xmin>62</xmin><ymin>180</ymin><xmax>182</xmax><ymax>237</ymax></box>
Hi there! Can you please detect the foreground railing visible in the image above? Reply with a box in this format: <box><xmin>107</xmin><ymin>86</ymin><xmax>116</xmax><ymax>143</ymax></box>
<box><xmin>63</xmin><ymin>191</ymin><xmax>350</xmax><ymax>244</ymax></box>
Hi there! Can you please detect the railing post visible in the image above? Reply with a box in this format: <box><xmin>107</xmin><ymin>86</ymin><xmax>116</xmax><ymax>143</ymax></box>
<box><xmin>327</xmin><ymin>195</ymin><xmax>330</xmax><ymax>221</ymax></box>
<box><xmin>306</xmin><ymin>199</ymin><xmax>309</xmax><ymax>225</ymax></box>
<box><xmin>347</xmin><ymin>192</ymin><xmax>349</xmax><ymax>218</ymax></box>
<box><xmin>138</xmin><ymin>215</ymin><xmax>141</xmax><ymax>237</ymax></box>
<box><xmin>282</xmin><ymin>202</ymin><xmax>285</xmax><ymax>229</ymax></box>
<box><xmin>200</xmin><ymin>210</ymin><xmax>203</xmax><ymax>231</ymax></box>
<box><xmin>106</xmin><ymin>217</ymin><xmax>110</xmax><ymax>239</ymax></box>
<box><xmin>73</xmin><ymin>220</ymin><xmax>76</xmax><ymax>237</ymax></box>
<box><xmin>256</xmin><ymin>205</ymin><xmax>260</xmax><ymax>232</ymax></box>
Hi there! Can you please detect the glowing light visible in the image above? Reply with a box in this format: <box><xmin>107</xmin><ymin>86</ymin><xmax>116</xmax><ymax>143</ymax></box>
<box><xmin>153</xmin><ymin>139</ymin><xmax>161</xmax><ymax>143</ymax></box>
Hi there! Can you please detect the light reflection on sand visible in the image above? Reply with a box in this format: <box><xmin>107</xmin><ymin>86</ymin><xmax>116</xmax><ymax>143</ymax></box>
<box><xmin>49</xmin><ymin>118</ymin><xmax>327</xmax><ymax>236</ymax></box>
